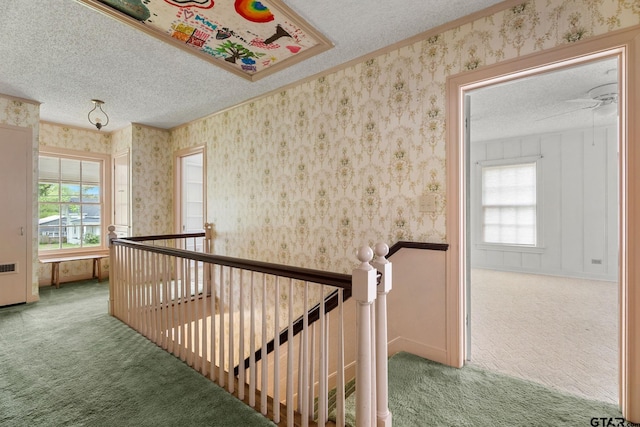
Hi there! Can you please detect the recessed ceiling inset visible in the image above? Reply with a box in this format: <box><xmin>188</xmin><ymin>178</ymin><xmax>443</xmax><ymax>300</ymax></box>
<box><xmin>76</xmin><ymin>0</ymin><xmax>333</xmax><ymax>81</ymax></box>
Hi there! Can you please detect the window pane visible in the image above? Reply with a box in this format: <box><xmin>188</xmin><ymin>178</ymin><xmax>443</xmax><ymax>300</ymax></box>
<box><xmin>60</xmin><ymin>158</ymin><xmax>81</xmax><ymax>182</ymax></box>
<box><xmin>61</xmin><ymin>183</ymin><xmax>81</xmax><ymax>200</ymax></box>
<box><xmin>82</xmin><ymin>205</ymin><xmax>101</xmax><ymax>247</ymax></box>
<box><xmin>82</xmin><ymin>161</ymin><xmax>101</xmax><ymax>184</ymax></box>
<box><xmin>39</xmin><ymin>183</ymin><xmax>59</xmax><ymax>203</ymax></box>
<box><xmin>39</xmin><ymin>156</ymin><xmax>59</xmax><ymax>181</ymax></box>
<box><xmin>82</xmin><ymin>185</ymin><xmax>100</xmax><ymax>203</ymax></box>
<box><xmin>481</xmin><ymin>162</ymin><xmax>537</xmax><ymax>246</ymax></box>
<box><xmin>39</xmin><ymin>204</ymin><xmax>61</xmax><ymax>250</ymax></box>
<box><xmin>39</xmin><ymin>152</ymin><xmax>105</xmax><ymax>252</ymax></box>
<box><xmin>65</xmin><ymin>225</ymin><xmax>82</xmax><ymax>248</ymax></box>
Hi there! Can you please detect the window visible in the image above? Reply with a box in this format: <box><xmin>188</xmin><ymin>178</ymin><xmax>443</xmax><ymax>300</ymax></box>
<box><xmin>38</xmin><ymin>149</ymin><xmax>110</xmax><ymax>253</ymax></box>
<box><xmin>481</xmin><ymin>162</ymin><xmax>537</xmax><ymax>246</ymax></box>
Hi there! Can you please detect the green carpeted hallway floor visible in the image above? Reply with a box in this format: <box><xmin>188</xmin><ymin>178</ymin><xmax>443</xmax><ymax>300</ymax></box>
<box><xmin>0</xmin><ymin>280</ymin><xmax>275</xmax><ymax>427</ymax></box>
<box><xmin>377</xmin><ymin>352</ymin><xmax>623</xmax><ymax>427</ymax></box>
<box><xmin>1</xmin><ymin>280</ymin><xmax>625</xmax><ymax>426</ymax></box>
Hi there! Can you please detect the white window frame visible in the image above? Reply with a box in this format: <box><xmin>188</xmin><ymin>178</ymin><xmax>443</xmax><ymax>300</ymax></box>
<box><xmin>38</xmin><ymin>147</ymin><xmax>111</xmax><ymax>256</ymax></box>
<box><xmin>476</xmin><ymin>156</ymin><xmax>543</xmax><ymax>251</ymax></box>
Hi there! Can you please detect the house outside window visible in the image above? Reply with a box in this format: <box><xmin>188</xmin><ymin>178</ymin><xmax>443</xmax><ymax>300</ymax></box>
<box><xmin>38</xmin><ymin>149</ymin><xmax>110</xmax><ymax>253</ymax></box>
<box><xmin>481</xmin><ymin>162</ymin><xmax>537</xmax><ymax>246</ymax></box>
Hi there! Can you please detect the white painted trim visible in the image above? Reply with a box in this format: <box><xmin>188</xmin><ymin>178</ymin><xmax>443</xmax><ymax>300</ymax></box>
<box><xmin>112</xmin><ymin>149</ymin><xmax>131</xmax><ymax>237</ymax></box>
<box><xmin>37</xmin><ymin>147</ymin><xmax>112</xmax><ymax>256</ymax></box>
<box><xmin>446</xmin><ymin>26</ymin><xmax>640</xmax><ymax>422</ymax></box>
<box><xmin>173</xmin><ymin>145</ymin><xmax>206</xmax><ymax>235</ymax></box>
<box><xmin>388</xmin><ymin>337</ymin><xmax>448</xmax><ymax>365</ymax></box>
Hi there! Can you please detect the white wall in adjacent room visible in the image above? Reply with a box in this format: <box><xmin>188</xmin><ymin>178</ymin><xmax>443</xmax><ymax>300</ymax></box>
<box><xmin>470</xmin><ymin>124</ymin><xmax>618</xmax><ymax>281</ymax></box>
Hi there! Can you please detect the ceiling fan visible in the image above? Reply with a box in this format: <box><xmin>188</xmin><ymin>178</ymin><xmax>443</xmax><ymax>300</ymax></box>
<box><xmin>536</xmin><ymin>82</ymin><xmax>618</xmax><ymax>121</ymax></box>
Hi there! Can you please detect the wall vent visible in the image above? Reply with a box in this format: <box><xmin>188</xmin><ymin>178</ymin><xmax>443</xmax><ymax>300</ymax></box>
<box><xmin>0</xmin><ymin>263</ymin><xmax>17</xmax><ymax>274</ymax></box>
<box><xmin>591</xmin><ymin>259</ymin><xmax>603</xmax><ymax>265</ymax></box>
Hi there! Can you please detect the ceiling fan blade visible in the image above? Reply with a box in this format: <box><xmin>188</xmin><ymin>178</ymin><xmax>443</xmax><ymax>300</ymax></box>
<box><xmin>565</xmin><ymin>98</ymin><xmax>600</xmax><ymax>103</ymax></box>
<box><xmin>535</xmin><ymin>105</ymin><xmax>597</xmax><ymax>121</ymax></box>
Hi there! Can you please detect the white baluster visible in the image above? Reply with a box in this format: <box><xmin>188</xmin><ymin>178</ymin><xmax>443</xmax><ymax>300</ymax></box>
<box><xmin>336</xmin><ymin>289</ymin><xmax>345</xmax><ymax>427</ymax></box>
<box><xmin>239</xmin><ymin>270</ymin><xmax>245</xmax><ymax>400</ymax></box>
<box><xmin>194</xmin><ymin>259</ymin><xmax>201</xmax><ymax>372</ymax></box>
<box><xmin>309</xmin><ymin>322</ymin><xmax>316</xmax><ymax>422</ymax></box>
<box><xmin>228</xmin><ymin>268</ymin><xmax>235</xmax><ymax>393</ymax></box>
<box><xmin>250</xmin><ymin>271</ymin><xmax>257</xmax><ymax>407</ymax></box>
<box><xmin>371</xmin><ymin>243</ymin><xmax>392</xmax><ymax>427</ymax></box>
<box><xmin>286</xmin><ymin>278</ymin><xmax>294</xmax><ymax>427</ymax></box>
<box><xmin>219</xmin><ymin>266</ymin><xmax>226</xmax><ymax>387</ymax></box>
<box><xmin>261</xmin><ymin>274</ymin><xmax>268</xmax><ymax>415</ymax></box>
<box><xmin>353</xmin><ymin>246</ymin><xmax>377</xmax><ymax>427</ymax></box>
<box><xmin>210</xmin><ymin>263</ymin><xmax>217</xmax><ymax>382</ymax></box>
<box><xmin>201</xmin><ymin>260</ymin><xmax>208</xmax><ymax>376</ymax></box>
<box><xmin>318</xmin><ymin>285</ymin><xmax>328</xmax><ymax>425</ymax></box>
<box><xmin>273</xmin><ymin>277</ymin><xmax>280</xmax><ymax>423</ymax></box>
<box><xmin>302</xmin><ymin>282</ymin><xmax>309</xmax><ymax>426</ymax></box>
<box><xmin>163</xmin><ymin>255</ymin><xmax>172</xmax><ymax>353</ymax></box>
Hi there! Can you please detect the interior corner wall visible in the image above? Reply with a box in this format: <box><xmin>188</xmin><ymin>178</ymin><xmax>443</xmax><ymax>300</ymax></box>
<box><xmin>0</xmin><ymin>95</ymin><xmax>40</xmax><ymax>301</ymax></box>
<box><xmin>169</xmin><ymin>0</ymin><xmax>637</xmax><ymax>275</ymax></box>
<box><xmin>130</xmin><ymin>125</ymin><xmax>172</xmax><ymax>237</ymax></box>
<box><xmin>471</xmin><ymin>125</ymin><xmax>619</xmax><ymax>281</ymax></box>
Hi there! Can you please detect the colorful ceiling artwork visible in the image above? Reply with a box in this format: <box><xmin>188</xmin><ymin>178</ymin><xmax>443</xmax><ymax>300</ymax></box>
<box><xmin>76</xmin><ymin>0</ymin><xmax>333</xmax><ymax>81</ymax></box>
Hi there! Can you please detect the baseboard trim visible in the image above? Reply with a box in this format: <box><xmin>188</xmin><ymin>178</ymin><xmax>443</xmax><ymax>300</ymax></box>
<box><xmin>388</xmin><ymin>337</ymin><xmax>448</xmax><ymax>366</ymax></box>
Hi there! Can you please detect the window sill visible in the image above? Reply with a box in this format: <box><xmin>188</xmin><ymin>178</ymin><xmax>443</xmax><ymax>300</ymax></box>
<box><xmin>38</xmin><ymin>248</ymin><xmax>109</xmax><ymax>260</ymax></box>
<box><xmin>475</xmin><ymin>243</ymin><xmax>545</xmax><ymax>254</ymax></box>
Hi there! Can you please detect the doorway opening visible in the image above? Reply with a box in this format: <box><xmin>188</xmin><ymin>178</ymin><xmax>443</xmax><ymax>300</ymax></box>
<box><xmin>174</xmin><ymin>146</ymin><xmax>206</xmax><ymax>236</ymax></box>
<box><xmin>465</xmin><ymin>57</ymin><xmax>619</xmax><ymax>404</ymax></box>
<box><xmin>445</xmin><ymin>28</ymin><xmax>640</xmax><ymax>419</ymax></box>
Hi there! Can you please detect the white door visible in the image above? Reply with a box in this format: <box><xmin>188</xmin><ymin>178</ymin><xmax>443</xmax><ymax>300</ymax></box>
<box><xmin>176</xmin><ymin>148</ymin><xmax>205</xmax><ymax>235</ymax></box>
<box><xmin>0</xmin><ymin>125</ymin><xmax>30</xmax><ymax>306</ymax></box>
<box><xmin>113</xmin><ymin>151</ymin><xmax>130</xmax><ymax>238</ymax></box>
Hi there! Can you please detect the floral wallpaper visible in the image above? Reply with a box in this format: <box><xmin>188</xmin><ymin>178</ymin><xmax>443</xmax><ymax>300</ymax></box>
<box><xmin>0</xmin><ymin>96</ymin><xmax>40</xmax><ymax>299</ymax></box>
<box><xmin>131</xmin><ymin>125</ymin><xmax>173</xmax><ymax>237</ymax></box>
<box><xmin>40</xmin><ymin>122</ymin><xmax>112</xmax><ymax>154</ymax></box>
<box><xmin>111</xmin><ymin>124</ymin><xmax>132</xmax><ymax>155</ymax></box>
<box><xmin>171</xmin><ymin>0</ymin><xmax>640</xmax><ymax>275</ymax></box>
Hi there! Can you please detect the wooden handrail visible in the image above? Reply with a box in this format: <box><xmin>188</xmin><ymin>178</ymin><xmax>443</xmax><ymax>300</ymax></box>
<box><xmin>111</xmin><ymin>237</ymin><xmax>352</xmax><ymax>289</ymax></box>
<box><xmin>387</xmin><ymin>240</ymin><xmax>449</xmax><ymax>257</ymax></box>
<box><xmin>123</xmin><ymin>232</ymin><xmax>205</xmax><ymax>242</ymax></box>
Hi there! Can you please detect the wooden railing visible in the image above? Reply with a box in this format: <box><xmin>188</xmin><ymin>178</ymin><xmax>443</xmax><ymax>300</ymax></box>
<box><xmin>107</xmin><ymin>225</ymin><xmax>392</xmax><ymax>427</ymax></box>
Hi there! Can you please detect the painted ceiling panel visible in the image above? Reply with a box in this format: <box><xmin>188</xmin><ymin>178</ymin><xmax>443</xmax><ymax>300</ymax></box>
<box><xmin>82</xmin><ymin>0</ymin><xmax>332</xmax><ymax>80</ymax></box>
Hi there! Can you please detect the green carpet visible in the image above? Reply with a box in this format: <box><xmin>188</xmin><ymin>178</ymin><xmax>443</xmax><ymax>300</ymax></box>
<box><xmin>2</xmin><ymin>281</ymin><xmax>625</xmax><ymax>427</ymax></box>
<box><xmin>0</xmin><ymin>280</ymin><xmax>275</xmax><ymax>427</ymax></box>
<box><xmin>345</xmin><ymin>352</ymin><xmax>624</xmax><ymax>427</ymax></box>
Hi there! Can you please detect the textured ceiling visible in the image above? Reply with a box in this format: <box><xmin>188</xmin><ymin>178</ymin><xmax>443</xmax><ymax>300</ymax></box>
<box><xmin>0</xmin><ymin>0</ymin><xmax>505</xmax><ymax>131</ymax></box>
<box><xmin>470</xmin><ymin>57</ymin><xmax>619</xmax><ymax>142</ymax></box>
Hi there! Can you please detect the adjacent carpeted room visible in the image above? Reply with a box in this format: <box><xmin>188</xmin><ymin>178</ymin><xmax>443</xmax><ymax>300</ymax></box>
<box><xmin>1</xmin><ymin>280</ymin><xmax>623</xmax><ymax>426</ymax></box>
<box><xmin>469</xmin><ymin>268</ymin><xmax>618</xmax><ymax>404</ymax></box>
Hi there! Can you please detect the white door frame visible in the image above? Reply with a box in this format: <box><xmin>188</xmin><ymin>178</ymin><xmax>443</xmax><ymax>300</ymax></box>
<box><xmin>174</xmin><ymin>145</ymin><xmax>206</xmax><ymax>235</ymax></box>
<box><xmin>446</xmin><ymin>26</ymin><xmax>640</xmax><ymax>421</ymax></box>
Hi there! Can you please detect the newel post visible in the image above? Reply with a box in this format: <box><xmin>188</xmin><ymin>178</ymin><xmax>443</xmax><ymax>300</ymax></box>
<box><xmin>107</xmin><ymin>225</ymin><xmax>118</xmax><ymax>315</ymax></box>
<box><xmin>371</xmin><ymin>242</ymin><xmax>392</xmax><ymax>427</ymax></box>
<box><xmin>204</xmin><ymin>222</ymin><xmax>216</xmax><ymax>254</ymax></box>
<box><xmin>353</xmin><ymin>246</ymin><xmax>378</xmax><ymax>427</ymax></box>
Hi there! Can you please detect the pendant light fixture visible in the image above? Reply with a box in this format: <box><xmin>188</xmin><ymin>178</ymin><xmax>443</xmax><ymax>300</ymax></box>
<box><xmin>88</xmin><ymin>99</ymin><xmax>109</xmax><ymax>130</ymax></box>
